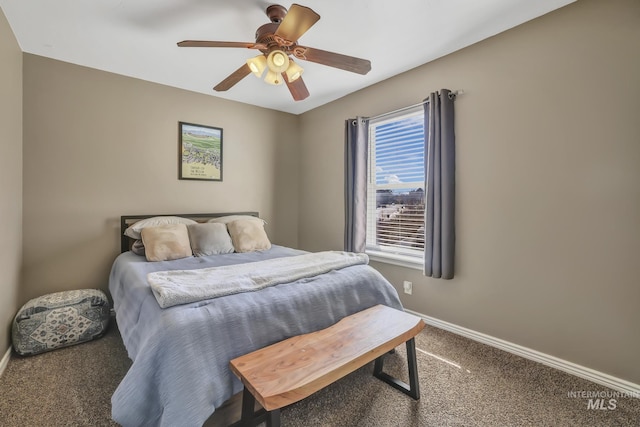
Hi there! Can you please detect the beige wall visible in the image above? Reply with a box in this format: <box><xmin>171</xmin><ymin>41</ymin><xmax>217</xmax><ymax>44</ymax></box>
<box><xmin>0</xmin><ymin>9</ymin><xmax>22</xmax><ymax>355</ymax></box>
<box><xmin>21</xmin><ymin>55</ymin><xmax>299</xmax><ymax>303</ymax></box>
<box><xmin>298</xmin><ymin>0</ymin><xmax>640</xmax><ymax>384</ymax></box>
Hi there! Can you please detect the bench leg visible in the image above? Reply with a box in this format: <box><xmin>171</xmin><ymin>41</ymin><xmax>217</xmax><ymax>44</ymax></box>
<box><xmin>268</xmin><ymin>409</ymin><xmax>281</xmax><ymax>427</ymax></box>
<box><xmin>373</xmin><ymin>338</ymin><xmax>420</xmax><ymax>400</ymax></box>
<box><xmin>240</xmin><ymin>387</ymin><xmax>257</xmax><ymax>425</ymax></box>
<box><xmin>231</xmin><ymin>387</ymin><xmax>281</xmax><ymax>427</ymax></box>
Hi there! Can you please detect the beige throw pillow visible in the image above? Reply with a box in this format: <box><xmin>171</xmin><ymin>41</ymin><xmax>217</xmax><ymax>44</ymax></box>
<box><xmin>141</xmin><ymin>224</ymin><xmax>193</xmax><ymax>262</ymax></box>
<box><xmin>226</xmin><ymin>219</ymin><xmax>271</xmax><ymax>253</ymax></box>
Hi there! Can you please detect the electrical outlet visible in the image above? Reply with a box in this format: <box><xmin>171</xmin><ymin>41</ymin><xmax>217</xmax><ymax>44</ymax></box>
<box><xmin>403</xmin><ymin>280</ymin><xmax>413</xmax><ymax>295</ymax></box>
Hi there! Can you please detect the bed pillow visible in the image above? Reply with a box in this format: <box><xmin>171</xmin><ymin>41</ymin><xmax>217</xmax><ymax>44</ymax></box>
<box><xmin>131</xmin><ymin>239</ymin><xmax>146</xmax><ymax>256</ymax></box>
<box><xmin>124</xmin><ymin>216</ymin><xmax>198</xmax><ymax>240</ymax></box>
<box><xmin>187</xmin><ymin>223</ymin><xmax>234</xmax><ymax>256</ymax></box>
<box><xmin>141</xmin><ymin>224</ymin><xmax>193</xmax><ymax>262</ymax></box>
<box><xmin>207</xmin><ymin>215</ymin><xmax>266</xmax><ymax>225</ymax></box>
<box><xmin>226</xmin><ymin>219</ymin><xmax>271</xmax><ymax>253</ymax></box>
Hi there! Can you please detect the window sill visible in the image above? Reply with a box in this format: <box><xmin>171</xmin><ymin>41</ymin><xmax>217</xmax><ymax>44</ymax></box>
<box><xmin>366</xmin><ymin>250</ymin><xmax>424</xmax><ymax>271</ymax></box>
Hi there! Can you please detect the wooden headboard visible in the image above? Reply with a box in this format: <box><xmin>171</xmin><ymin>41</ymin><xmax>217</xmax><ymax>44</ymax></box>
<box><xmin>120</xmin><ymin>212</ymin><xmax>260</xmax><ymax>253</ymax></box>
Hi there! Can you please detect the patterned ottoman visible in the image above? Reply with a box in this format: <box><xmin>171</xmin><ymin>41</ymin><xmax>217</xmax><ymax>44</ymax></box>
<box><xmin>12</xmin><ymin>289</ymin><xmax>110</xmax><ymax>356</ymax></box>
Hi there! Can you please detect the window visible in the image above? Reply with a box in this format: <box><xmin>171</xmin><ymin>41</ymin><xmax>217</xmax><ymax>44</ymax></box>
<box><xmin>366</xmin><ymin>106</ymin><xmax>426</xmax><ymax>269</ymax></box>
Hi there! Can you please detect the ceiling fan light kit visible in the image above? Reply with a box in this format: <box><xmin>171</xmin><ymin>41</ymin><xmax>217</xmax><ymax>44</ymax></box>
<box><xmin>247</xmin><ymin>51</ymin><xmax>302</xmax><ymax>85</ymax></box>
<box><xmin>177</xmin><ymin>3</ymin><xmax>371</xmax><ymax>101</ymax></box>
<box><xmin>285</xmin><ymin>59</ymin><xmax>304</xmax><ymax>82</ymax></box>
<box><xmin>247</xmin><ymin>55</ymin><xmax>267</xmax><ymax>78</ymax></box>
<box><xmin>264</xmin><ymin>70</ymin><xmax>283</xmax><ymax>85</ymax></box>
<box><xmin>267</xmin><ymin>50</ymin><xmax>290</xmax><ymax>73</ymax></box>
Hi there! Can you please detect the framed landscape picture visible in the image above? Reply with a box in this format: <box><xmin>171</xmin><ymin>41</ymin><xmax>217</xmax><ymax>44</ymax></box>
<box><xmin>178</xmin><ymin>121</ymin><xmax>223</xmax><ymax>181</ymax></box>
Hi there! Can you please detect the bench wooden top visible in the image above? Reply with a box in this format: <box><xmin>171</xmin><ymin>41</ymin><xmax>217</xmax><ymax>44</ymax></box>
<box><xmin>229</xmin><ymin>304</ymin><xmax>425</xmax><ymax>411</ymax></box>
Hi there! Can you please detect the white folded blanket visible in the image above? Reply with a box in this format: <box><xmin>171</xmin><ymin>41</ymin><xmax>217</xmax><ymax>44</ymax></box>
<box><xmin>147</xmin><ymin>251</ymin><xmax>369</xmax><ymax>308</ymax></box>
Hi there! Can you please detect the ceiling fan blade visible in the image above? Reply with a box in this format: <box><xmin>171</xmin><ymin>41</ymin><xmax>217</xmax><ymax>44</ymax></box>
<box><xmin>178</xmin><ymin>40</ymin><xmax>266</xmax><ymax>50</ymax></box>
<box><xmin>293</xmin><ymin>46</ymin><xmax>371</xmax><ymax>75</ymax></box>
<box><xmin>213</xmin><ymin>63</ymin><xmax>251</xmax><ymax>91</ymax></box>
<box><xmin>274</xmin><ymin>4</ymin><xmax>320</xmax><ymax>42</ymax></box>
<box><xmin>283</xmin><ymin>74</ymin><xmax>310</xmax><ymax>101</ymax></box>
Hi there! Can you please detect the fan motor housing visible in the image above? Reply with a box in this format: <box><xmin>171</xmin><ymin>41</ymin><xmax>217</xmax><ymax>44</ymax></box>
<box><xmin>266</xmin><ymin>4</ymin><xmax>287</xmax><ymax>23</ymax></box>
<box><xmin>255</xmin><ymin>23</ymin><xmax>289</xmax><ymax>53</ymax></box>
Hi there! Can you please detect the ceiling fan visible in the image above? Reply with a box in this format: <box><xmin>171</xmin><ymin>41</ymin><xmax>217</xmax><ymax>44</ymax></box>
<box><xmin>177</xmin><ymin>3</ymin><xmax>371</xmax><ymax>101</ymax></box>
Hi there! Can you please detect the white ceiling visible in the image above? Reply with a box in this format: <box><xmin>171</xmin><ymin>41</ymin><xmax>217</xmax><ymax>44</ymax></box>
<box><xmin>1</xmin><ymin>0</ymin><xmax>574</xmax><ymax>115</ymax></box>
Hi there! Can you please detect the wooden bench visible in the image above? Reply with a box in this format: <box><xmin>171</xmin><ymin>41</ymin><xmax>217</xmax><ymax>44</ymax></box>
<box><xmin>229</xmin><ymin>304</ymin><xmax>425</xmax><ymax>427</ymax></box>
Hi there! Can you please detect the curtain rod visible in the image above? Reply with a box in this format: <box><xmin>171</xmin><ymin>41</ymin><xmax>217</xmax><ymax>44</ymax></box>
<box><xmin>368</xmin><ymin>89</ymin><xmax>464</xmax><ymax>121</ymax></box>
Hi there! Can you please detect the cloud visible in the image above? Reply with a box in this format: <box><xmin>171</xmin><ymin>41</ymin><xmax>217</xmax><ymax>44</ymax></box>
<box><xmin>385</xmin><ymin>174</ymin><xmax>402</xmax><ymax>184</ymax></box>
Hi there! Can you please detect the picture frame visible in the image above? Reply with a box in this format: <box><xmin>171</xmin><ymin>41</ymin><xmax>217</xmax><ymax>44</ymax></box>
<box><xmin>178</xmin><ymin>121</ymin><xmax>223</xmax><ymax>181</ymax></box>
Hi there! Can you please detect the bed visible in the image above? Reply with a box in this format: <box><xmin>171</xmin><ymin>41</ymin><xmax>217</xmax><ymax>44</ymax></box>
<box><xmin>110</xmin><ymin>212</ymin><xmax>403</xmax><ymax>427</ymax></box>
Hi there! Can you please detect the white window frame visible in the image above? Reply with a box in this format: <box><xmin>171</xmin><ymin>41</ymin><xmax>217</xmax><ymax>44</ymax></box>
<box><xmin>366</xmin><ymin>106</ymin><xmax>425</xmax><ymax>270</ymax></box>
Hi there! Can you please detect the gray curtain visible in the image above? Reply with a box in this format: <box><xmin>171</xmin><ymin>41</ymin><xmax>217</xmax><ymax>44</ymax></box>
<box><xmin>424</xmin><ymin>90</ymin><xmax>456</xmax><ymax>279</ymax></box>
<box><xmin>344</xmin><ymin>117</ymin><xmax>369</xmax><ymax>252</ymax></box>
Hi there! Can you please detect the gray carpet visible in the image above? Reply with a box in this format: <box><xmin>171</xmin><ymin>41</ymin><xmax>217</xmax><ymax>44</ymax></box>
<box><xmin>0</xmin><ymin>318</ymin><xmax>638</xmax><ymax>426</ymax></box>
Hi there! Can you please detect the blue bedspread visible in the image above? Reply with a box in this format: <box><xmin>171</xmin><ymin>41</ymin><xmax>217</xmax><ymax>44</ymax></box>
<box><xmin>109</xmin><ymin>245</ymin><xmax>402</xmax><ymax>427</ymax></box>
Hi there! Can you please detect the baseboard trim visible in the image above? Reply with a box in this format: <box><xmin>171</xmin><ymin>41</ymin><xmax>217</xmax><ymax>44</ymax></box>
<box><xmin>406</xmin><ymin>309</ymin><xmax>640</xmax><ymax>396</ymax></box>
<box><xmin>0</xmin><ymin>346</ymin><xmax>11</xmax><ymax>378</ymax></box>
